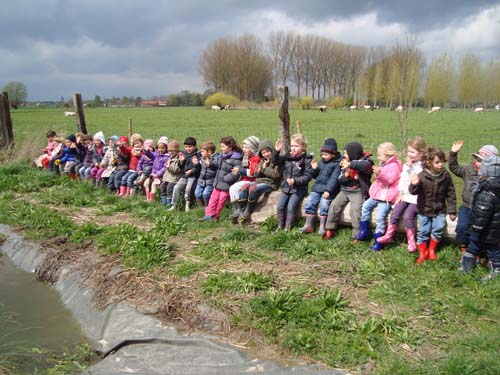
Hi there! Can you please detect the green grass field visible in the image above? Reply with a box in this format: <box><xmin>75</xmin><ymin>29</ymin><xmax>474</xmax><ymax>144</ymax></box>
<box><xmin>10</xmin><ymin>106</ymin><xmax>500</xmax><ymax>163</ymax></box>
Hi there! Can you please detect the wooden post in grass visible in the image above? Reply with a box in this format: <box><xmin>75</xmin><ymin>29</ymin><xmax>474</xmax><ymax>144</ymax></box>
<box><xmin>72</xmin><ymin>93</ymin><xmax>88</xmax><ymax>134</ymax></box>
<box><xmin>278</xmin><ymin>85</ymin><xmax>290</xmax><ymax>156</ymax></box>
<box><xmin>0</xmin><ymin>92</ymin><xmax>14</xmax><ymax>148</ymax></box>
<box><xmin>128</xmin><ymin>117</ymin><xmax>132</xmax><ymax>146</ymax></box>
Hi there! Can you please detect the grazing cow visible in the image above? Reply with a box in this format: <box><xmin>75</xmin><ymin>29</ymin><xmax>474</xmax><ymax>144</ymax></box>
<box><xmin>222</xmin><ymin>104</ymin><xmax>230</xmax><ymax>111</ymax></box>
<box><xmin>363</xmin><ymin>105</ymin><xmax>371</xmax><ymax>111</ymax></box>
<box><xmin>474</xmin><ymin>107</ymin><xmax>484</xmax><ymax>113</ymax></box>
<box><xmin>211</xmin><ymin>105</ymin><xmax>221</xmax><ymax>112</ymax></box>
<box><xmin>371</xmin><ymin>105</ymin><xmax>380</xmax><ymax>111</ymax></box>
<box><xmin>495</xmin><ymin>104</ymin><xmax>500</xmax><ymax>110</ymax></box>
<box><xmin>349</xmin><ymin>105</ymin><xmax>357</xmax><ymax>111</ymax></box>
<box><xmin>428</xmin><ymin>106</ymin><xmax>441</xmax><ymax>113</ymax></box>
<box><xmin>319</xmin><ymin>105</ymin><xmax>327</xmax><ymax>112</ymax></box>
<box><xmin>395</xmin><ymin>105</ymin><xmax>404</xmax><ymax>112</ymax></box>
<box><xmin>64</xmin><ymin>111</ymin><xmax>76</xmax><ymax>117</ymax></box>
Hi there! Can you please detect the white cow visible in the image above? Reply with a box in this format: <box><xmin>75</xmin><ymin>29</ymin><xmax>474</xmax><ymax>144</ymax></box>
<box><xmin>428</xmin><ymin>106</ymin><xmax>441</xmax><ymax>113</ymax></box>
<box><xmin>64</xmin><ymin>111</ymin><xmax>76</xmax><ymax>117</ymax></box>
<box><xmin>495</xmin><ymin>104</ymin><xmax>500</xmax><ymax>110</ymax></box>
<box><xmin>211</xmin><ymin>105</ymin><xmax>221</xmax><ymax>112</ymax></box>
<box><xmin>474</xmin><ymin>107</ymin><xmax>484</xmax><ymax>113</ymax></box>
<box><xmin>349</xmin><ymin>105</ymin><xmax>357</xmax><ymax>111</ymax></box>
<box><xmin>318</xmin><ymin>105</ymin><xmax>327</xmax><ymax>112</ymax></box>
<box><xmin>363</xmin><ymin>105</ymin><xmax>371</xmax><ymax>111</ymax></box>
<box><xmin>222</xmin><ymin>104</ymin><xmax>230</xmax><ymax>111</ymax></box>
<box><xmin>395</xmin><ymin>105</ymin><xmax>404</xmax><ymax>112</ymax></box>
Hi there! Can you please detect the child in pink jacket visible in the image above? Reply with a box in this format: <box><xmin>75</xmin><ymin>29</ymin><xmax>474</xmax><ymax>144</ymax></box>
<box><xmin>357</xmin><ymin>142</ymin><xmax>402</xmax><ymax>250</ymax></box>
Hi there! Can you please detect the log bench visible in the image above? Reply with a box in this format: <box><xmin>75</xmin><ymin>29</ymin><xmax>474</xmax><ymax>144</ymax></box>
<box><xmin>250</xmin><ymin>191</ymin><xmax>457</xmax><ymax>241</ymax></box>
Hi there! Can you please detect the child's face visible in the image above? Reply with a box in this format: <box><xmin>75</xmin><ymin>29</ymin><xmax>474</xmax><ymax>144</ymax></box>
<box><xmin>133</xmin><ymin>140</ymin><xmax>143</xmax><ymax>149</ymax></box>
<box><xmin>84</xmin><ymin>139</ymin><xmax>92</xmax><ymax>147</ymax></box>
<box><xmin>242</xmin><ymin>144</ymin><xmax>253</xmax><ymax>155</ymax></box>
<box><xmin>200</xmin><ymin>149</ymin><xmax>212</xmax><ymax>158</ymax></box>
<box><xmin>64</xmin><ymin>140</ymin><xmax>72</xmax><ymax>147</ymax></box>
<box><xmin>47</xmin><ymin>136</ymin><xmax>55</xmax><ymax>142</ymax></box>
<box><xmin>108</xmin><ymin>139</ymin><xmax>114</xmax><ymax>147</ymax></box>
<box><xmin>428</xmin><ymin>156</ymin><xmax>445</xmax><ymax>173</ymax></box>
<box><xmin>472</xmin><ymin>156</ymin><xmax>481</xmax><ymax>171</ymax></box>
<box><xmin>169</xmin><ymin>150</ymin><xmax>178</xmax><ymax>157</ymax></box>
<box><xmin>261</xmin><ymin>149</ymin><xmax>272</xmax><ymax>160</ymax></box>
<box><xmin>343</xmin><ymin>150</ymin><xmax>350</xmax><ymax>162</ymax></box>
<box><xmin>157</xmin><ymin>143</ymin><xmax>167</xmax><ymax>154</ymax></box>
<box><xmin>220</xmin><ymin>143</ymin><xmax>231</xmax><ymax>154</ymax></box>
<box><xmin>407</xmin><ymin>146</ymin><xmax>422</xmax><ymax>163</ymax></box>
<box><xmin>377</xmin><ymin>148</ymin><xmax>389</xmax><ymax>164</ymax></box>
<box><xmin>93</xmin><ymin>139</ymin><xmax>102</xmax><ymax>147</ymax></box>
<box><xmin>184</xmin><ymin>144</ymin><xmax>196</xmax><ymax>154</ymax></box>
<box><xmin>290</xmin><ymin>141</ymin><xmax>304</xmax><ymax>155</ymax></box>
<box><xmin>321</xmin><ymin>151</ymin><xmax>334</xmax><ymax>161</ymax></box>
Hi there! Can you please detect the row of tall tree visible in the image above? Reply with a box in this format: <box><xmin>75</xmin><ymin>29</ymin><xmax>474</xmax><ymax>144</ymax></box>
<box><xmin>198</xmin><ymin>31</ymin><xmax>500</xmax><ymax>107</ymax></box>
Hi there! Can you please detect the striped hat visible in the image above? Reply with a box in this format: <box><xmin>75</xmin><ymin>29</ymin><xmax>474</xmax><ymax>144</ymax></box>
<box><xmin>473</xmin><ymin>145</ymin><xmax>498</xmax><ymax>161</ymax></box>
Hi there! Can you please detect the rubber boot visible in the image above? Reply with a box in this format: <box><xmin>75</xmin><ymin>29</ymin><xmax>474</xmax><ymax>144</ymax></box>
<box><xmin>69</xmin><ymin>173</ymin><xmax>76</xmax><ymax>180</ymax></box>
<box><xmin>416</xmin><ymin>242</ymin><xmax>429</xmax><ymax>264</ymax></box>
<box><xmin>371</xmin><ymin>232</ymin><xmax>385</xmax><ymax>251</ymax></box>
<box><xmin>428</xmin><ymin>238</ymin><xmax>439</xmax><ymax>261</ymax></box>
<box><xmin>185</xmin><ymin>201</ymin><xmax>191</xmax><ymax>212</ymax></box>
<box><xmin>196</xmin><ymin>198</ymin><xmax>204</xmax><ymax>208</ymax></box>
<box><xmin>405</xmin><ymin>228</ymin><xmax>417</xmax><ymax>253</ymax></box>
<box><xmin>118</xmin><ymin>186</ymin><xmax>127</xmax><ymax>196</ymax></box>
<box><xmin>481</xmin><ymin>268</ymin><xmax>500</xmax><ymax>282</ymax></box>
<box><xmin>322</xmin><ymin>229</ymin><xmax>335</xmax><ymax>240</ymax></box>
<box><xmin>125</xmin><ymin>187</ymin><xmax>131</xmax><ymax>196</ymax></box>
<box><xmin>161</xmin><ymin>196</ymin><xmax>169</xmax><ymax>205</ymax></box>
<box><xmin>460</xmin><ymin>252</ymin><xmax>476</xmax><ymax>273</ymax></box>
<box><xmin>357</xmin><ymin>220</ymin><xmax>370</xmax><ymax>241</ymax></box>
<box><xmin>377</xmin><ymin>223</ymin><xmax>397</xmax><ymax>244</ymax></box>
<box><xmin>239</xmin><ymin>200</ymin><xmax>256</xmax><ymax>225</ymax></box>
<box><xmin>230</xmin><ymin>201</ymin><xmax>242</xmax><ymax>224</ymax></box>
<box><xmin>299</xmin><ymin>215</ymin><xmax>315</xmax><ymax>234</ymax></box>
<box><xmin>276</xmin><ymin>211</ymin><xmax>286</xmax><ymax>231</ymax></box>
<box><xmin>149</xmin><ymin>193</ymin><xmax>156</xmax><ymax>202</ymax></box>
<box><xmin>285</xmin><ymin>214</ymin><xmax>295</xmax><ymax>231</ymax></box>
<box><xmin>145</xmin><ymin>191</ymin><xmax>151</xmax><ymax>201</ymax></box>
<box><xmin>317</xmin><ymin>216</ymin><xmax>327</xmax><ymax>236</ymax></box>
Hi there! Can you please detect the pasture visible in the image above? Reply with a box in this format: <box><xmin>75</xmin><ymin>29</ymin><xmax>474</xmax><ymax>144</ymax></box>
<box><xmin>10</xmin><ymin>106</ymin><xmax>500</xmax><ymax>164</ymax></box>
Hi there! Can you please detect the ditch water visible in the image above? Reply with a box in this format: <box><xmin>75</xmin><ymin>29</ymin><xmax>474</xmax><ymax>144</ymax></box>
<box><xmin>0</xmin><ymin>253</ymin><xmax>91</xmax><ymax>372</ymax></box>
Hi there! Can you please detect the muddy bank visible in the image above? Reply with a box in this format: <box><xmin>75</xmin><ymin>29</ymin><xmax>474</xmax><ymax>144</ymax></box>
<box><xmin>0</xmin><ymin>225</ymin><xmax>347</xmax><ymax>375</ymax></box>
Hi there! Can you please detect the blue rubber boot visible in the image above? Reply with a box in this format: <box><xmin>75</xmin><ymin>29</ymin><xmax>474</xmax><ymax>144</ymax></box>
<box><xmin>357</xmin><ymin>220</ymin><xmax>370</xmax><ymax>241</ymax></box>
<box><xmin>371</xmin><ymin>232</ymin><xmax>385</xmax><ymax>251</ymax></box>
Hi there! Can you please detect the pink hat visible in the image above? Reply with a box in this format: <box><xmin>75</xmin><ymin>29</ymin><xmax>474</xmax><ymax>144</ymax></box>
<box><xmin>473</xmin><ymin>145</ymin><xmax>499</xmax><ymax>161</ymax></box>
<box><xmin>144</xmin><ymin>139</ymin><xmax>154</xmax><ymax>148</ymax></box>
<box><xmin>157</xmin><ymin>136</ymin><xmax>169</xmax><ymax>147</ymax></box>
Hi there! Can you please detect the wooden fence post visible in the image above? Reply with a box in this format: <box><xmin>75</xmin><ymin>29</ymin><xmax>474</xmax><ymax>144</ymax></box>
<box><xmin>278</xmin><ymin>86</ymin><xmax>290</xmax><ymax>156</ymax></box>
<box><xmin>0</xmin><ymin>92</ymin><xmax>14</xmax><ymax>148</ymax></box>
<box><xmin>128</xmin><ymin>117</ymin><xmax>132</xmax><ymax>146</ymax></box>
<box><xmin>72</xmin><ymin>93</ymin><xmax>87</xmax><ymax>134</ymax></box>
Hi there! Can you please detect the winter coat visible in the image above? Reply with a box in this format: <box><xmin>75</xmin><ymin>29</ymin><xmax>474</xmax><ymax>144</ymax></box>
<box><xmin>120</xmin><ymin>145</ymin><xmax>142</xmax><ymax>171</ymax></box>
<box><xmin>145</xmin><ymin>150</ymin><xmax>169</xmax><ymax>179</ymax></box>
<box><xmin>92</xmin><ymin>145</ymin><xmax>105</xmax><ymax>165</ymax></box>
<box><xmin>137</xmin><ymin>152</ymin><xmax>154</xmax><ymax>173</ymax></box>
<box><xmin>468</xmin><ymin>177</ymin><xmax>500</xmax><ymax>244</ymax></box>
<box><xmin>179</xmin><ymin>149</ymin><xmax>201</xmax><ymax>179</ymax></box>
<box><xmin>81</xmin><ymin>145</ymin><xmax>94</xmax><ymax>166</ymax></box>
<box><xmin>398</xmin><ymin>161</ymin><xmax>423</xmax><ymax>205</ymax></box>
<box><xmin>273</xmin><ymin>151</ymin><xmax>313</xmax><ymax>195</ymax></box>
<box><xmin>368</xmin><ymin>155</ymin><xmax>402</xmax><ymax>204</ymax></box>
<box><xmin>448</xmin><ymin>151</ymin><xmax>479</xmax><ymax>208</ymax></box>
<box><xmin>408</xmin><ymin>169</ymin><xmax>457</xmax><ymax>217</ymax></box>
<box><xmin>162</xmin><ymin>155</ymin><xmax>182</xmax><ymax>183</ymax></box>
<box><xmin>75</xmin><ymin>143</ymin><xmax>86</xmax><ymax>163</ymax></box>
<box><xmin>213</xmin><ymin>150</ymin><xmax>243</xmax><ymax>191</ymax></box>
<box><xmin>114</xmin><ymin>147</ymin><xmax>131</xmax><ymax>172</ymax></box>
<box><xmin>59</xmin><ymin>146</ymin><xmax>77</xmax><ymax>163</ymax></box>
<box><xmin>239</xmin><ymin>153</ymin><xmax>261</xmax><ymax>182</ymax></box>
<box><xmin>197</xmin><ymin>153</ymin><xmax>220</xmax><ymax>187</ymax></box>
<box><xmin>311</xmin><ymin>154</ymin><xmax>342</xmax><ymax>196</ymax></box>
<box><xmin>338</xmin><ymin>154</ymin><xmax>374</xmax><ymax>200</ymax></box>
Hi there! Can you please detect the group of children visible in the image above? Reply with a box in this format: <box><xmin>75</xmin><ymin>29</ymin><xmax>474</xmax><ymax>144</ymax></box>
<box><xmin>35</xmin><ymin>130</ymin><xmax>500</xmax><ymax>280</ymax></box>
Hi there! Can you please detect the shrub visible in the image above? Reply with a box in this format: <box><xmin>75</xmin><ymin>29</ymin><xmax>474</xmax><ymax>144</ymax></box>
<box><xmin>204</xmin><ymin>92</ymin><xmax>238</xmax><ymax>108</ymax></box>
<box><xmin>300</xmin><ymin>96</ymin><xmax>314</xmax><ymax>109</ymax></box>
<box><xmin>328</xmin><ymin>96</ymin><xmax>345</xmax><ymax>109</ymax></box>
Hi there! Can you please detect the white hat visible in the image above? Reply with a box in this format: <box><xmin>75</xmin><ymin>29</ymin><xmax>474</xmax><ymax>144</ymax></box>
<box><xmin>93</xmin><ymin>131</ymin><xmax>105</xmax><ymax>144</ymax></box>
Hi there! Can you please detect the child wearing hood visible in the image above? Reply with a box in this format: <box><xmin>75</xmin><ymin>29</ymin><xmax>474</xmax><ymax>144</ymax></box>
<box><xmin>200</xmin><ymin>136</ymin><xmax>242</xmax><ymax>222</ymax></box>
<box><xmin>88</xmin><ymin>131</ymin><xmax>106</xmax><ymax>181</ymax></box>
<box><xmin>96</xmin><ymin>136</ymin><xmax>118</xmax><ymax>187</ymax></box>
<box><xmin>460</xmin><ymin>155</ymin><xmax>500</xmax><ymax>281</ymax></box>
<box><xmin>358</xmin><ymin>142</ymin><xmax>402</xmax><ymax>250</ymax></box>
<box><xmin>273</xmin><ymin>133</ymin><xmax>313</xmax><ymax>231</ymax></box>
<box><xmin>323</xmin><ymin>141</ymin><xmax>373</xmax><ymax>240</ymax></box>
<box><xmin>228</xmin><ymin>136</ymin><xmax>261</xmax><ymax>223</ymax></box>
<box><xmin>300</xmin><ymin>138</ymin><xmax>342</xmax><ymax>235</ymax></box>
<box><xmin>237</xmin><ymin>139</ymin><xmax>282</xmax><ymax>225</ymax></box>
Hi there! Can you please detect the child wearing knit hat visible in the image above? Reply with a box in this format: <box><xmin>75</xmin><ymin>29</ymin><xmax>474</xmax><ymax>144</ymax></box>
<box><xmin>134</xmin><ymin>139</ymin><xmax>155</xmax><ymax>189</ymax></box>
<box><xmin>300</xmin><ymin>138</ymin><xmax>342</xmax><ymax>235</ymax></box>
<box><xmin>227</xmin><ymin>136</ymin><xmax>261</xmax><ymax>223</ymax></box>
<box><xmin>450</xmin><ymin>141</ymin><xmax>499</xmax><ymax>255</ymax></box>
<box><xmin>461</xmin><ymin>155</ymin><xmax>500</xmax><ymax>281</ymax></box>
<box><xmin>142</xmin><ymin>137</ymin><xmax>169</xmax><ymax>202</ymax></box>
<box><xmin>160</xmin><ymin>140</ymin><xmax>182</xmax><ymax>206</ymax></box>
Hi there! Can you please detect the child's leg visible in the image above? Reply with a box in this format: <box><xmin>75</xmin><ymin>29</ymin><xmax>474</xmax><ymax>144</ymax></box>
<box><xmin>214</xmin><ymin>190</ymin><xmax>230</xmax><ymax>218</ymax></box>
<box><xmin>348</xmin><ymin>192</ymin><xmax>364</xmax><ymax>239</ymax></box>
<box><xmin>202</xmin><ymin>185</ymin><xmax>214</xmax><ymax>206</ymax></box>
<box><xmin>277</xmin><ymin>192</ymin><xmax>291</xmax><ymax>229</ymax></box>
<box><xmin>205</xmin><ymin>189</ymin><xmax>221</xmax><ymax>218</ymax></box>
<box><xmin>374</xmin><ymin>201</ymin><xmax>391</xmax><ymax>235</ymax></box>
<box><xmin>455</xmin><ymin>205</ymin><xmax>472</xmax><ymax>249</ymax></box>
<box><xmin>325</xmin><ymin>191</ymin><xmax>349</xmax><ymax>231</ymax></box>
<box><xmin>483</xmin><ymin>245</ymin><xmax>500</xmax><ymax>280</ymax></box>
<box><xmin>416</xmin><ymin>214</ymin><xmax>432</xmax><ymax>263</ymax></box>
<box><xmin>166</xmin><ymin>182</ymin><xmax>176</xmax><ymax>204</ymax></box>
<box><xmin>171</xmin><ymin>178</ymin><xmax>187</xmax><ymax>206</ymax></box>
<box><xmin>184</xmin><ymin>177</ymin><xmax>196</xmax><ymax>202</ymax></box>
<box><xmin>303</xmin><ymin>192</ymin><xmax>321</xmax><ymax>216</ymax></box>
<box><xmin>285</xmin><ymin>193</ymin><xmax>304</xmax><ymax>230</ymax></box>
<box><xmin>159</xmin><ymin>182</ymin><xmax>169</xmax><ymax>205</ymax></box>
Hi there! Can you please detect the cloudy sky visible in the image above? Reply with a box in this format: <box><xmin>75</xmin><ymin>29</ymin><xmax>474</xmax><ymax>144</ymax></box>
<box><xmin>1</xmin><ymin>0</ymin><xmax>499</xmax><ymax>101</ymax></box>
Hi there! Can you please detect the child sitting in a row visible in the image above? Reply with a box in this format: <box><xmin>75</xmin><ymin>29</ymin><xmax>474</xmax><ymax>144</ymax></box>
<box><xmin>144</xmin><ymin>137</ymin><xmax>169</xmax><ymax>202</ymax></box>
<box><xmin>160</xmin><ymin>140</ymin><xmax>181</xmax><ymax>206</ymax></box>
<box><xmin>34</xmin><ymin>130</ymin><xmax>57</xmax><ymax>169</ymax></box>
<box><xmin>194</xmin><ymin>141</ymin><xmax>219</xmax><ymax>207</ymax></box>
<box><xmin>169</xmin><ymin>137</ymin><xmax>200</xmax><ymax>211</ymax></box>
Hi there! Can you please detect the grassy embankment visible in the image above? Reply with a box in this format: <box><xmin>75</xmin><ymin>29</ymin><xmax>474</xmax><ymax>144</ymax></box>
<box><xmin>0</xmin><ymin>107</ymin><xmax>499</xmax><ymax>374</ymax></box>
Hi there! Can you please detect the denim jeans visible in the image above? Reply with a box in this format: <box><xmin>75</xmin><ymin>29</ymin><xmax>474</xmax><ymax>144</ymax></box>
<box><xmin>108</xmin><ymin>170</ymin><xmax>126</xmax><ymax>190</ymax></box>
<box><xmin>79</xmin><ymin>165</ymin><xmax>92</xmax><ymax>179</ymax></box>
<box><xmin>277</xmin><ymin>191</ymin><xmax>305</xmax><ymax>216</ymax></box>
<box><xmin>121</xmin><ymin>171</ymin><xmax>139</xmax><ymax>187</ymax></box>
<box><xmin>360</xmin><ymin>198</ymin><xmax>392</xmax><ymax>234</ymax></box>
<box><xmin>239</xmin><ymin>183</ymin><xmax>273</xmax><ymax>202</ymax></box>
<box><xmin>455</xmin><ymin>205</ymin><xmax>472</xmax><ymax>246</ymax></box>
<box><xmin>417</xmin><ymin>213</ymin><xmax>447</xmax><ymax>244</ymax></box>
<box><xmin>195</xmin><ymin>184</ymin><xmax>214</xmax><ymax>202</ymax></box>
<box><xmin>389</xmin><ymin>201</ymin><xmax>417</xmax><ymax>229</ymax></box>
<box><xmin>303</xmin><ymin>191</ymin><xmax>332</xmax><ymax>217</ymax></box>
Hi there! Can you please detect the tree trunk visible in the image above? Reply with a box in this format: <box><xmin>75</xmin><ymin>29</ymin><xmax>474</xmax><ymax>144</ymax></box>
<box><xmin>0</xmin><ymin>92</ymin><xmax>14</xmax><ymax>148</ymax></box>
<box><xmin>72</xmin><ymin>93</ymin><xmax>87</xmax><ymax>134</ymax></box>
<box><xmin>278</xmin><ymin>86</ymin><xmax>290</xmax><ymax>157</ymax></box>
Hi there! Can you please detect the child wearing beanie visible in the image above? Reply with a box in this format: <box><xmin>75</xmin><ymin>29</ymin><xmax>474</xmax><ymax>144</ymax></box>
<box><xmin>161</xmin><ymin>140</ymin><xmax>182</xmax><ymax>206</ymax></box>
<box><xmin>143</xmin><ymin>137</ymin><xmax>169</xmax><ymax>201</ymax></box>
<box><xmin>135</xmin><ymin>139</ymin><xmax>155</xmax><ymax>189</ymax></box>
<box><xmin>300</xmin><ymin>138</ymin><xmax>342</xmax><ymax>235</ymax></box>
<box><xmin>228</xmin><ymin>136</ymin><xmax>260</xmax><ymax>223</ymax></box>
<box><xmin>450</xmin><ymin>141</ymin><xmax>499</xmax><ymax>255</ymax></box>
<box><xmin>461</xmin><ymin>155</ymin><xmax>500</xmax><ymax>281</ymax></box>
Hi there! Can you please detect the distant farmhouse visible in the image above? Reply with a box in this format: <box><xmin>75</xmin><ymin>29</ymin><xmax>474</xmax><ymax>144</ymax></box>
<box><xmin>141</xmin><ymin>99</ymin><xmax>167</xmax><ymax>107</ymax></box>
